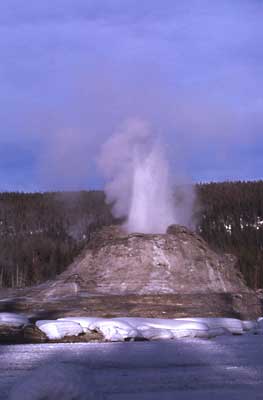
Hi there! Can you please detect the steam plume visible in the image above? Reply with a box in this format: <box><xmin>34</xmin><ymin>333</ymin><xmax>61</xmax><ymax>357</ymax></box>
<box><xmin>98</xmin><ymin>118</ymin><xmax>194</xmax><ymax>233</ymax></box>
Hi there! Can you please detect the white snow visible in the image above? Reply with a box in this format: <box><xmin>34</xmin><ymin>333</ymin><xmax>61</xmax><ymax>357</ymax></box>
<box><xmin>242</xmin><ymin>320</ymin><xmax>257</xmax><ymax>332</ymax></box>
<box><xmin>91</xmin><ymin>319</ymin><xmax>139</xmax><ymax>342</ymax></box>
<box><xmin>0</xmin><ymin>312</ymin><xmax>29</xmax><ymax>327</ymax></box>
<box><xmin>256</xmin><ymin>317</ymin><xmax>263</xmax><ymax>334</ymax></box>
<box><xmin>2</xmin><ymin>313</ymin><xmax>261</xmax><ymax>342</ymax></box>
<box><xmin>58</xmin><ymin>317</ymin><xmax>105</xmax><ymax>332</ymax></box>
<box><xmin>175</xmin><ymin>317</ymin><xmax>244</xmax><ymax>335</ymax></box>
<box><xmin>36</xmin><ymin>320</ymin><xmax>83</xmax><ymax>340</ymax></box>
<box><xmin>117</xmin><ymin>317</ymin><xmax>212</xmax><ymax>339</ymax></box>
<box><xmin>58</xmin><ymin>316</ymin><xmax>258</xmax><ymax>341</ymax></box>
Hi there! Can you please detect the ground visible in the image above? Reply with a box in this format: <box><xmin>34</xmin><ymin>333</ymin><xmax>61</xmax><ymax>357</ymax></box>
<box><xmin>1</xmin><ymin>335</ymin><xmax>263</xmax><ymax>399</ymax></box>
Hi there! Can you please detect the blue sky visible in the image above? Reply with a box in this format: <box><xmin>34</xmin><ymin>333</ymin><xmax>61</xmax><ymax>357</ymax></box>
<box><xmin>0</xmin><ymin>0</ymin><xmax>262</xmax><ymax>191</ymax></box>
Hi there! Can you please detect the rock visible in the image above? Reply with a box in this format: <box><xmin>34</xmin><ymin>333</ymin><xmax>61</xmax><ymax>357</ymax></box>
<box><xmin>39</xmin><ymin>281</ymin><xmax>82</xmax><ymax>300</ymax></box>
<box><xmin>23</xmin><ymin>324</ymin><xmax>48</xmax><ymax>343</ymax></box>
<box><xmin>0</xmin><ymin>313</ymin><xmax>30</xmax><ymax>343</ymax></box>
<box><xmin>0</xmin><ymin>324</ymin><xmax>24</xmax><ymax>343</ymax></box>
<box><xmin>56</xmin><ymin>224</ymin><xmax>251</xmax><ymax>296</ymax></box>
<box><xmin>52</xmin><ymin>330</ymin><xmax>104</xmax><ymax>343</ymax></box>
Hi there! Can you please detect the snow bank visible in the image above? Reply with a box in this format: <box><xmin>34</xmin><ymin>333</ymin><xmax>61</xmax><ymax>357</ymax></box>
<box><xmin>59</xmin><ymin>316</ymin><xmax>251</xmax><ymax>341</ymax></box>
<box><xmin>33</xmin><ymin>316</ymin><xmax>262</xmax><ymax>342</ymax></box>
<box><xmin>36</xmin><ymin>320</ymin><xmax>83</xmax><ymax>340</ymax></box>
<box><xmin>242</xmin><ymin>320</ymin><xmax>257</xmax><ymax>332</ymax></box>
<box><xmin>175</xmin><ymin>317</ymin><xmax>244</xmax><ymax>335</ymax></box>
<box><xmin>256</xmin><ymin>317</ymin><xmax>263</xmax><ymax>334</ymax></box>
<box><xmin>0</xmin><ymin>312</ymin><xmax>29</xmax><ymax>327</ymax></box>
<box><xmin>58</xmin><ymin>317</ymin><xmax>105</xmax><ymax>332</ymax></box>
<box><xmin>117</xmin><ymin>317</ymin><xmax>211</xmax><ymax>339</ymax></box>
<box><xmin>1</xmin><ymin>312</ymin><xmax>261</xmax><ymax>343</ymax></box>
<box><xmin>90</xmin><ymin>319</ymin><xmax>139</xmax><ymax>341</ymax></box>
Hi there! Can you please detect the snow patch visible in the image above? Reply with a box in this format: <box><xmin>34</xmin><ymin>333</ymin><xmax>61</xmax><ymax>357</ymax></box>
<box><xmin>36</xmin><ymin>320</ymin><xmax>83</xmax><ymax>340</ymax></box>
<box><xmin>89</xmin><ymin>319</ymin><xmax>138</xmax><ymax>342</ymax></box>
<box><xmin>0</xmin><ymin>312</ymin><xmax>29</xmax><ymax>327</ymax></box>
<box><xmin>60</xmin><ymin>316</ymin><xmax>253</xmax><ymax>342</ymax></box>
<box><xmin>256</xmin><ymin>317</ymin><xmax>263</xmax><ymax>334</ymax></box>
<box><xmin>58</xmin><ymin>317</ymin><xmax>104</xmax><ymax>332</ymax></box>
<box><xmin>242</xmin><ymin>320</ymin><xmax>257</xmax><ymax>332</ymax></box>
<box><xmin>176</xmin><ymin>317</ymin><xmax>244</xmax><ymax>335</ymax></box>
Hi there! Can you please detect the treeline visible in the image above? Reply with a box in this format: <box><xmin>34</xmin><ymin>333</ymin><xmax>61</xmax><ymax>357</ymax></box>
<box><xmin>196</xmin><ymin>181</ymin><xmax>263</xmax><ymax>289</ymax></box>
<box><xmin>0</xmin><ymin>191</ymin><xmax>116</xmax><ymax>287</ymax></box>
<box><xmin>0</xmin><ymin>181</ymin><xmax>262</xmax><ymax>289</ymax></box>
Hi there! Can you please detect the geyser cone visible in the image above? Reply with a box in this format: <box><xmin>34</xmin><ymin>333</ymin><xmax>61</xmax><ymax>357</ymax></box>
<box><xmin>59</xmin><ymin>224</ymin><xmax>252</xmax><ymax>297</ymax></box>
<box><xmin>34</xmin><ymin>224</ymin><xmax>261</xmax><ymax>320</ymax></box>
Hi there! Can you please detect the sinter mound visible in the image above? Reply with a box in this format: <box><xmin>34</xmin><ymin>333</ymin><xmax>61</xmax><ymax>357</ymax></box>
<box><xmin>0</xmin><ymin>224</ymin><xmax>261</xmax><ymax>322</ymax></box>
<box><xmin>57</xmin><ymin>224</ymin><xmax>249</xmax><ymax>295</ymax></box>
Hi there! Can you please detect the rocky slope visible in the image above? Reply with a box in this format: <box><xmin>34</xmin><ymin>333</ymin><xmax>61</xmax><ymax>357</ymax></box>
<box><xmin>55</xmin><ymin>224</ymin><xmax>250</xmax><ymax>295</ymax></box>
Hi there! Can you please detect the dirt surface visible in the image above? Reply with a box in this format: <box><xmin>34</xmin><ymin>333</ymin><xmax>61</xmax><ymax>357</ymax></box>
<box><xmin>0</xmin><ymin>291</ymin><xmax>261</xmax><ymax>321</ymax></box>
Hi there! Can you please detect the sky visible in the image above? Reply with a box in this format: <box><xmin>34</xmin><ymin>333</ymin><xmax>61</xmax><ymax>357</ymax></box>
<box><xmin>0</xmin><ymin>0</ymin><xmax>262</xmax><ymax>192</ymax></box>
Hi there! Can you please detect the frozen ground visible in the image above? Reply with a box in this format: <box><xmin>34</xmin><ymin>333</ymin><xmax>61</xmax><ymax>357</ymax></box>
<box><xmin>0</xmin><ymin>335</ymin><xmax>263</xmax><ymax>399</ymax></box>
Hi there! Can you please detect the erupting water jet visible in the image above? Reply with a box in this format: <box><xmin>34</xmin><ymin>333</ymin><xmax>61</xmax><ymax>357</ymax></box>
<box><xmin>98</xmin><ymin>118</ymin><xmax>194</xmax><ymax>233</ymax></box>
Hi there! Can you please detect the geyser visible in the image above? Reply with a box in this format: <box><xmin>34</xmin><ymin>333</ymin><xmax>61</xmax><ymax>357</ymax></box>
<box><xmin>127</xmin><ymin>144</ymin><xmax>175</xmax><ymax>233</ymax></box>
<box><xmin>98</xmin><ymin>118</ymin><xmax>194</xmax><ymax>233</ymax></box>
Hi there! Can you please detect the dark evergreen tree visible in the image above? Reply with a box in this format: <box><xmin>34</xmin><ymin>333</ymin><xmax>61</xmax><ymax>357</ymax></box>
<box><xmin>0</xmin><ymin>181</ymin><xmax>263</xmax><ymax>289</ymax></box>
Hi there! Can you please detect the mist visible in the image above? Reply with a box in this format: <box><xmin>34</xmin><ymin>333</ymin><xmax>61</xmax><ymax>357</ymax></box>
<box><xmin>98</xmin><ymin>119</ymin><xmax>195</xmax><ymax>234</ymax></box>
